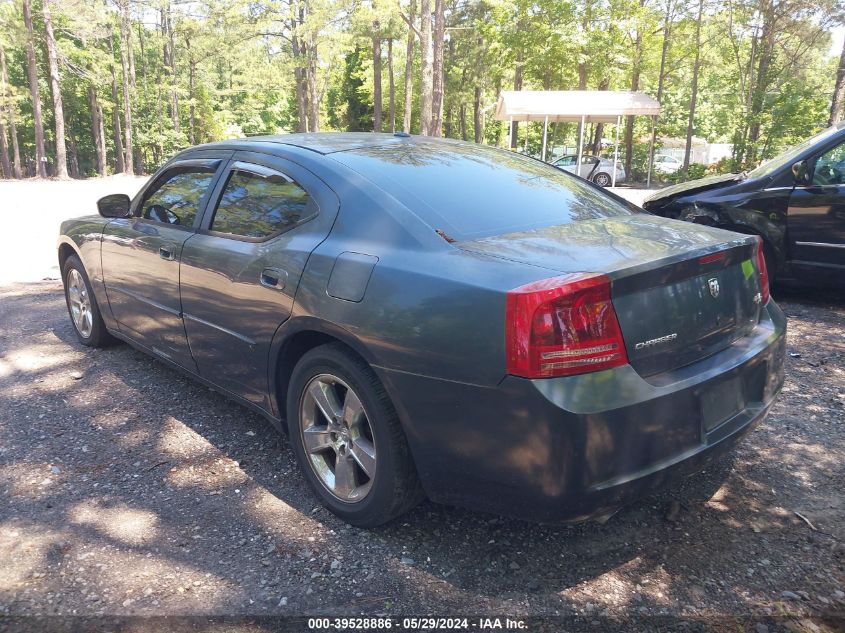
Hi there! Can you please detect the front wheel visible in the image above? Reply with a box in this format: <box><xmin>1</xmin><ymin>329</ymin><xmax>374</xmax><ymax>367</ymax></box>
<box><xmin>593</xmin><ymin>172</ymin><xmax>612</xmax><ymax>187</ymax></box>
<box><xmin>62</xmin><ymin>254</ymin><xmax>117</xmax><ymax>348</ymax></box>
<box><xmin>287</xmin><ymin>343</ymin><xmax>424</xmax><ymax>527</ymax></box>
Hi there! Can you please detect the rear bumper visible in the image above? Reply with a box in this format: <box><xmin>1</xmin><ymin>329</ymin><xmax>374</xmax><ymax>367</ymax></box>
<box><xmin>377</xmin><ymin>301</ymin><xmax>786</xmax><ymax>522</ymax></box>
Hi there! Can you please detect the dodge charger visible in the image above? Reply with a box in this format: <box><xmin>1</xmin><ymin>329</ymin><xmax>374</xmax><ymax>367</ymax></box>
<box><xmin>58</xmin><ymin>133</ymin><xmax>786</xmax><ymax>527</ymax></box>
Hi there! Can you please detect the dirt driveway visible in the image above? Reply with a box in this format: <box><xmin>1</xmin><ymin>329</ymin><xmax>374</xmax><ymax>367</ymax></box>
<box><xmin>0</xmin><ymin>180</ymin><xmax>843</xmax><ymax>631</ymax></box>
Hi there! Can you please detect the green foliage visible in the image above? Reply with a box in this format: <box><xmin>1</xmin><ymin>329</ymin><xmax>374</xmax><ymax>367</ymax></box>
<box><xmin>328</xmin><ymin>47</ymin><xmax>373</xmax><ymax>131</ymax></box>
<box><xmin>667</xmin><ymin>162</ymin><xmax>707</xmax><ymax>183</ymax></box>
<box><xmin>0</xmin><ymin>0</ymin><xmax>842</xmax><ymax>178</ymax></box>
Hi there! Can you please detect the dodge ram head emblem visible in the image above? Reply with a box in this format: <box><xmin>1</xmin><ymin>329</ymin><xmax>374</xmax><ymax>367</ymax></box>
<box><xmin>708</xmin><ymin>278</ymin><xmax>720</xmax><ymax>298</ymax></box>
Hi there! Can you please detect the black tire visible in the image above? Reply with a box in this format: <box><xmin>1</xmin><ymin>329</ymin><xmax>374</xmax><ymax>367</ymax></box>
<box><xmin>287</xmin><ymin>342</ymin><xmax>424</xmax><ymax>527</ymax></box>
<box><xmin>593</xmin><ymin>172</ymin><xmax>612</xmax><ymax>187</ymax></box>
<box><xmin>62</xmin><ymin>254</ymin><xmax>117</xmax><ymax>348</ymax></box>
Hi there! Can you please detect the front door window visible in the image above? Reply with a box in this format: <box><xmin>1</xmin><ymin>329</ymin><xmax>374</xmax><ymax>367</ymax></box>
<box><xmin>812</xmin><ymin>142</ymin><xmax>845</xmax><ymax>186</ymax></box>
<box><xmin>140</xmin><ymin>167</ymin><xmax>216</xmax><ymax>227</ymax></box>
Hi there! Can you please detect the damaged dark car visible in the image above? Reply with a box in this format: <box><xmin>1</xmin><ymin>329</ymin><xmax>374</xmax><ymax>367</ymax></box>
<box><xmin>643</xmin><ymin>121</ymin><xmax>845</xmax><ymax>287</ymax></box>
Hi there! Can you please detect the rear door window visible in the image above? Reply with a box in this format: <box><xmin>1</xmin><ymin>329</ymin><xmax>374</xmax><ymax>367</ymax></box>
<box><xmin>210</xmin><ymin>164</ymin><xmax>316</xmax><ymax>239</ymax></box>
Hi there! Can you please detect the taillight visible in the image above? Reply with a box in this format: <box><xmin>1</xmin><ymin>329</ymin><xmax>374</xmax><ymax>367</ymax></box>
<box><xmin>505</xmin><ymin>273</ymin><xmax>628</xmax><ymax>378</ymax></box>
<box><xmin>753</xmin><ymin>236</ymin><xmax>770</xmax><ymax>304</ymax></box>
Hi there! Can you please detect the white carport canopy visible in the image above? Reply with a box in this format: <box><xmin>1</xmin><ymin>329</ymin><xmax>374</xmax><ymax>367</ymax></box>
<box><xmin>494</xmin><ymin>90</ymin><xmax>662</xmax><ymax>186</ymax></box>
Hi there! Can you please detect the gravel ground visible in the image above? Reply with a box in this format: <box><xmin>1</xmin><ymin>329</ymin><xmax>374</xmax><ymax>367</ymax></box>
<box><xmin>0</xmin><ymin>180</ymin><xmax>843</xmax><ymax>631</ymax></box>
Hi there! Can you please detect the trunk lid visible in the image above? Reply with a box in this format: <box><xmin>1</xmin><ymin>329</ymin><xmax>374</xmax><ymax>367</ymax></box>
<box><xmin>460</xmin><ymin>215</ymin><xmax>763</xmax><ymax>376</ymax></box>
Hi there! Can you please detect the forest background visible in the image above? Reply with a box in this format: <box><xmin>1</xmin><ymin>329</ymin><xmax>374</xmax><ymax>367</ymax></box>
<box><xmin>0</xmin><ymin>0</ymin><xmax>843</xmax><ymax>182</ymax></box>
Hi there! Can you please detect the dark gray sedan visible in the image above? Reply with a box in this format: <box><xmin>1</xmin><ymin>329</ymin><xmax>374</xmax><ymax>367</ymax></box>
<box><xmin>58</xmin><ymin>133</ymin><xmax>786</xmax><ymax>527</ymax></box>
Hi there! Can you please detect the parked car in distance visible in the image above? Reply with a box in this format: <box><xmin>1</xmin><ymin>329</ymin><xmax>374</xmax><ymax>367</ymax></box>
<box><xmin>653</xmin><ymin>153</ymin><xmax>683</xmax><ymax>175</ymax></box>
<box><xmin>59</xmin><ymin>133</ymin><xmax>785</xmax><ymax>527</ymax></box>
<box><xmin>553</xmin><ymin>154</ymin><xmax>625</xmax><ymax>187</ymax></box>
<box><xmin>643</xmin><ymin>121</ymin><xmax>845</xmax><ymax>287</ymax></box>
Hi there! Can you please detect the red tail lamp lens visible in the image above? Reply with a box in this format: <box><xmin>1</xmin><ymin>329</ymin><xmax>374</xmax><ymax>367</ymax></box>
<box><xmin>505</xmin><ymin>273</ymin><xmax>629</xmax><ymax>378</ymax></box>
<box><xmin>753</xmin><ymin>236</ymin><xmax>770</xmax><ymax>304</ymax></box>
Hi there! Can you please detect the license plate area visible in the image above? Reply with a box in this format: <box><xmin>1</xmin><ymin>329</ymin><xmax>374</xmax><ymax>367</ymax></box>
<box><xmin>700</xmin><ymin>376</ymin><xmax>745</xmax><ymax>434</ymax></box>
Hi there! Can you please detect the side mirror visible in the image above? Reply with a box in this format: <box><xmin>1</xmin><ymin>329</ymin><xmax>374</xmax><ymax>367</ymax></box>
<box><xmin>791</xmin><ymin>160</ymin><xmax>810</xmax><ymax>185</ymax></box>
<box><xmin>97</xmin><ymin>193</ymin><xmax>131</xmax><ymax>218</ymax></box>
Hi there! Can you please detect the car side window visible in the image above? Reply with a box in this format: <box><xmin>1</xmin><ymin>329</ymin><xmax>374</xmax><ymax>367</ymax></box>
<box><xmin>556</xmin><ymin>156</ymin><xmax>576</xmax><ymax>167</ymax></box>
<box><xmin>813</xmin><ymin>142</ymin><xmax>845</xmax><ymax>186</ymax></box>
<box><xmin>140</xmin><ymin>166</ymin><xmax>216</xmax><ymax>227</ymax></box>
<box><xmin>210</xmin><ymin>167</ymin><xmax>315</xmax><ymax>239</ymax></box>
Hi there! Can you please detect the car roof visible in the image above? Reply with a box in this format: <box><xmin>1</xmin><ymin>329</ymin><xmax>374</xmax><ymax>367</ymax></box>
<box><xmin>182</xmin><ymin>132</ymin><xmax>421</xmax><ymax>156</ymax></box>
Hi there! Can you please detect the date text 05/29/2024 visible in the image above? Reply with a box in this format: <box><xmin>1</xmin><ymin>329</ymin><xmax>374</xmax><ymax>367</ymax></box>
<box><xmin>307</xmin><ymin>617</ymin><xmax>528</xmax><ymax>630</ymax></box>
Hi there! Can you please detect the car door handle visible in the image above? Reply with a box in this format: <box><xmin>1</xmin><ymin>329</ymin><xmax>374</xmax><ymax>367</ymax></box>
<box><xmin>260</xmin><ymin>268</ymin><xmax>287</xmax><ymax>290</ymax></box>
<box><xmin>159</xmin><ymin>245</ymin><xmax>176</xmax><ymax>261</ymax></box>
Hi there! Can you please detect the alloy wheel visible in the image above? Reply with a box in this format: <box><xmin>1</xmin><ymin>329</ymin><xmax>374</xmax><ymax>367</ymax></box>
<box><xmin>299</xmin><ymin>373</ymin><xmax>377</xmax><ymax>503</ymax></box>
<box><xmin>67</xmin><ymin>269</ymin><xmax>93</xmax><ymax>338</ymax></box>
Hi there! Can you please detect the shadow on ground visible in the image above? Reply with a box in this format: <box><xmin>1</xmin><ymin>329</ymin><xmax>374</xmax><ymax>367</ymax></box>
<box><xmin>1</xmin><ymin>282</ymin><xmax>843</xmax><ymax>629</ymax></box>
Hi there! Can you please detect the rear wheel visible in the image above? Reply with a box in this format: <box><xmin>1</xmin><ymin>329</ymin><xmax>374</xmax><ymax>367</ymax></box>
<box><xmin>593</xmin><ymin>172</ymin><xmax>612</xmax><ymax>187</ymax></box>
<box><xmin>287</xmin><ymin>343</ymin><xmax>423</xmax><ymax>527</ymax></box>
<box><xmin>62</xmin><ymin>255</ymin><xmax>117</xmax><ymax>348</ymax></box>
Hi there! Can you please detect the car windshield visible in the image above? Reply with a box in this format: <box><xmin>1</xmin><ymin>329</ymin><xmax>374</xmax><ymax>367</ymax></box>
<box><xmin>332</xmin><ymin>142</ymin><xmax>634</xmax><ymax>241</ymax></box>
<box><xmin>748</xmin><ymin>121</ymin><xmax>845</xmax><ymax>179</ymax></box>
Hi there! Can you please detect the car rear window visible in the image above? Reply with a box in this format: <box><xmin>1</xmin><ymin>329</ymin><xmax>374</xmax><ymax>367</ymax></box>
<box><xmin>331</xmin><ymin>141</ymin><xmax>635</xmax><ymax>241</ymax></box>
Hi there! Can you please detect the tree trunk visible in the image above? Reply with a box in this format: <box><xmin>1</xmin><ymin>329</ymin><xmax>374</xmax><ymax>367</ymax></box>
<box><xmin>591</xmin><ymin>124</ymin><xmax>602</xmax><ymax>154</ymax></box>
<box><xmin>189</xmin><ymin>61</ymin><xmax>195</xmax><ymax>144</ymax></box>
<box><xmin>648</xmin><ymin>0</ymin><xmax>674</xmax><ymax>172</ymax></box>
<box><xmin>89</xmin><ymin>86</ymin><xmax>106</xmax><ymax>176</ymax></box>
<box><xmin>419</xmin><ymin>0</ymin><xmax>432</xmax><ymax>136</ymax></box>
<box><xmin>430</xmin><ymin>0</ymin><xmax>444</xmax><ymax>137</ymax></box>
<box><xmin>734</xmin><ymin>25</ymin><xmax>759</xmax><ymax>166</ymax></box>
<box><xmin>10</xmin><ymin>118</ymin><xmax>21</xmax><ymax>178</ymax></box>
<box><xmin>3</xmin><ymin>44</ymin><xmax>22</xmax><ymax>178</ymax></box>
<box><xmin>0</xmin><ymin>119</ymin><xmax>10</xmax><ymax>179</ymax></box>
<box><xmin>510</xmin><ymin>48</ymin><xmax>523</xmax><ymax>148</ymax></box>
<box><xmin>155</xmin><ymin>56</ymin><xmax>164</xmax><ymax>163</ymax></box>
<box><xmin>186</xmin><ymin>35</ymin><xmax>196</xmax><ymax>145</ymax></box>
<box><xmin>292</xmin><ymin>29</ymin><xmax>309</xmax><ymax>132</ymax></box>
<box><xmin>120</xmin><ymin>0</ymin><xmax>140</xmax><ymax>171</ymax></box>
<box><xmin>402</xmin><ymin>0</ymin><xmax>415</xmax><ymax>134</ymax></box>
<box><xmin>624</xmin><ymin>0</ymin><xmax>645</xmax><ymax>179</ymax></box>
<box><xmin>119</xmin><ymin>6</ymin><xmax>134</xmax><ymax>173</ymax></box>
<box><xmin>109</xmin><ymin>36</ymin><xmax>126</xmax><ymax>174</ymax></box>
<box><xmin>67</xmin><ymin>119</ymin><xmax>80</xmax><ymax>178</ymax></box>
<box><xmin>373</xmin><ymin>18</ymin><xmax>382</xmax><ymax>132</ymax></box>
<box><xmin>459</xmin><ymin>103</ymin><xmax>467</xmax><ymax>140</ymax></box>
<box><xmin>124</xmin><ymin>2</ymin><xmax>136</xmax><ymax>89</ymax></box>
<box><xmin>387</xmin><ymin>39</ymin><xmax>395</xmax><ymax>132</ymax></box>
<box><xmin>96</xmin><ymin>101</ymin><xmax>106</xmax><ymax>173</ymax></box>
<box><xmin>162</xmin><ymin>1</ymin><xmax>180</xmax><ymax>134</ymax></box>
<box><xmin>306</xmin><ymin>36</ymin><xmax>320</xmax><ymax>132</ymax></box>
<box><xmin>683</xmin><ymin>0</ymin><xmax>704</xmax><ymax>173</ymax></box>
<box><xmin>747</xmin><ymin>5</ymin><xmax>774</xmax><ymax>164</ymax></box>
<box><xmin>829</xmin><ymin>38</ymin><xmax>845</xmax><ymax>125</ymax></box>
<box><xmin>23</xmin><ymin>0</ymin><xmax>47</xmax><ymax>177</ymax></box>
<box><xmin>0</xmin><ymin>44</ymin><xmax>11</xmax><ymax>179</ymax></box>
<box><xmin>138</xmin><ymin>19</ymin><xmax>146</xmax><ymax>89</ymax></box>
<box><xmin>591</xmin><ymin>79</ymin><xmax>609</xmax><ymax>153</ymax></box>
<box><xmin>575</xmin><ymin>0</ymin><xmax>592</xmax><ymax>150</ymax></box>
<box><xmin>474</xmin><ymin>85</ymin><xmax>482</xmax><ymax>144</ymax></box>
<box><xmin>43</xmin><ymin>0</ymin><xmax>69</xmax><ymax>178</ymax></box>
